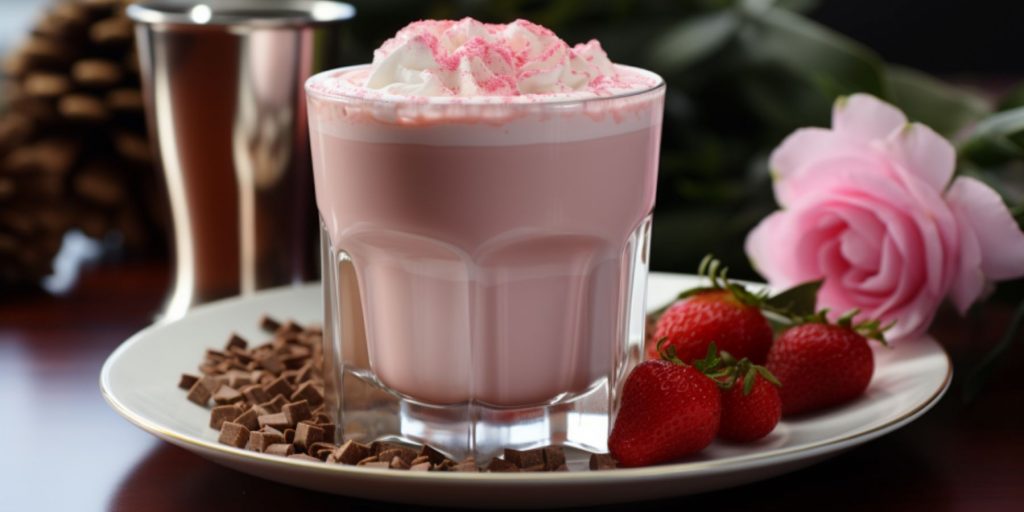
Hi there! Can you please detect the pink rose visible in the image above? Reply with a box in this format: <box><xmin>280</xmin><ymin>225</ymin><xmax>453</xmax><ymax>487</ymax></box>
<box><xmin>745</xmin><ymin>93</ymin><xmax>1024</xmax><ymax>340</ymax></box>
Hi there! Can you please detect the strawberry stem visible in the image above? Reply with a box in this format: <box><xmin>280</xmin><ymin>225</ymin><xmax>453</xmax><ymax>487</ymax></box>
<box><xmin>656</xmin><ymin>337</ymin><xmax>687</xmax><ymax>365</ymax></box>
<box><xmin>692</xmin><ymin>342</ymin><xmax>781</xmax><ymax>394</ymax></box>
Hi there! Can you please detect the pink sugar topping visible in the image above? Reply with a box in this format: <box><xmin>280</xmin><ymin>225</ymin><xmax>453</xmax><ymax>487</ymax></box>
<box><xmin>319</xmin><ymin>18</ymin><xmax>659</xmax><ymax>99</ymax></box>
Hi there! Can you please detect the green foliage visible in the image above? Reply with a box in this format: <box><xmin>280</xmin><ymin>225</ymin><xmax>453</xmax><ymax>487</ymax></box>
<box><xmin>884</xmin><ymin>65</ymin><xmax>989</xmax><ymax>138</ymax></box>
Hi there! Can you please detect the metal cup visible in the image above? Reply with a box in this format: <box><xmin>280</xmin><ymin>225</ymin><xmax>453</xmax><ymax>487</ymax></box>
<box><xmin>128</xmin><ymin>0</ymin><xmax>354</xmax><ymax>319</ymax></box>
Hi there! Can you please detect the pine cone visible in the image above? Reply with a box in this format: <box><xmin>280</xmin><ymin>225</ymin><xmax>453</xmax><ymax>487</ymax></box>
<box><xmin>0</xmin><ymin>0</ymin><xmax>165</xmax><ymax>287</ymax></box>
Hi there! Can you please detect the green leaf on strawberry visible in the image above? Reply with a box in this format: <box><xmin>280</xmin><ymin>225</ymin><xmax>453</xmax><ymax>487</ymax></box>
<box><xmin>762</xmin><ymin>279</ymin><xmax>824</xmax><ymax>319</ymax></box>
<box><xmin>677</xmin><ymin>254</ymin><xmax>824</xmax><ymax>324</ymax></box>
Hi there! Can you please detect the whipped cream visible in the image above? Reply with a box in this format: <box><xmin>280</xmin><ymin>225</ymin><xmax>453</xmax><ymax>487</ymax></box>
<box><xmin>314</xmin><ymin>18</ymin><xmax>658</xmax><ymax>99</ymax></box>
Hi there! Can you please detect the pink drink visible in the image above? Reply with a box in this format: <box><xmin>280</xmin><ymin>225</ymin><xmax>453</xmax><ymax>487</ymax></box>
<box><xmin>307</xmin><ymin>19</ymin><xmax>664</xmax><ymax>457</ymax></box>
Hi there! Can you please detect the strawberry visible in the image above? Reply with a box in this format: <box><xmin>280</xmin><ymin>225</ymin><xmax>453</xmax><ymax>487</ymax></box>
<box><xmin>650</xmin><ymin>289</ymin><xmax>774</xmax><ymax>364</ymax></box>
<box><xmin>718</xmin><ymin>368</ymin><xmax>782</xmax><ymax>442</ymax></box>
<box><xmin>646</xmin><ymin>255</ymin><xmax>825</xmax><ymax>364</ymax></box>
<box><xmin>692</xmin><ymin>345</ymin><xmax>782</xmax><ymax>443</ymax></box>
<box><xmin>608</xmin><ymin>356</ymin><xmax>721</xmax><ymax>467</ymax></box>
<box><xmin>766</xmin><ymin>314</ymin><xmax>882</xmax><ymax>416</ymax></box>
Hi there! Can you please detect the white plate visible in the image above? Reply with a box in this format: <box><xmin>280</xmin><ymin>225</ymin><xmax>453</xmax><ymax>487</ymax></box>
<box><xmin>100</xmin><ymin>272</ymin><xmax>951</xmax><ymax>508</ymax></box>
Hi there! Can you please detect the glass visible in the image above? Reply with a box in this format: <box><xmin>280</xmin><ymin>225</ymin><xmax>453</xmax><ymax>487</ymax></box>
<box><xmin>306</xmin><ymin>65</ymin><xmax>665</xmax><ymax>461</ymax></box>
<box><xmin>128</xmin><ymin>0</ymin><xmax>353</xmax><ymax>319</ymax></box>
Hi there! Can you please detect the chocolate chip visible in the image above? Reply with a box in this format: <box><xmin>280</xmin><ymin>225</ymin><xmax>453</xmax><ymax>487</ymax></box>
<box><xmin>282</xmin><ymin>354</ymin><xmax>308</xmax><ymax>370</ymax></box>
<box><xmin>359</xmin><ymin>461</ymin><xmax>391</xmax><ymax>469</ymax></box>
<box><xmin>225</xmin><ymin>333</ymin><xmax>248</xmax><ymax>352</ymax></box>
<box><xmin>230</xmin><ymin>349</ymin><xmax>254</xmax><ymax>365</ymax></box>
<box><xmin>259</xmin><ymin>315</ymin><xmax>281</xmax><ymax>333</ymax></box>
<box><xmin>410</xmin><ymin>462</ymin><xmax>432</xmax><ymax>471</ymax></box>
<box><xmin>318</xmin><ymin>423</ymin><xmax>336</xmax><ymax>443</ymax></box>
<box><xmin>178</xmin><ymin>373</ymin><xmax>199</xmax><ymax>390</ymax></box>
<box><xmin>265</xmin><ymin>443</ymin><xmax>294</xmax><ymax>457</ymax></box>
<box><xmin>486</xmin><ymin>458</ymin><xmax>520</xmax><ymax>472</ymax></box>
<box><xmin>288</xmin><ymin>453</ymin><xmax>321</xmax><ymax>462</ymax></box>
<box><xmin>263</xmin><ymin>375</ymin><xmax>294</xmax><ymax>398</ymax></box>
<box><xmin>308</xmin><ymin>442</ymin><xmax>337</xmax><ymax>461</ymax></box>
<box><xmin>410</xmin><ymin>455</ymin><xmax>430</xmax><ymax>466</ymax></box>
<box><xmin>260</xmin><ymin>425</ymin><xmax>284</xmax><ymax>437</ymax></box>
<box><xmin>378</xmin><ymin>447</ymin><xmax>417</xmax><ymax>465</ymax></box>
<box><xmin>284</xmin><ymin>428</ymin><xmax>295</xmax><ymax>444</ymax></box>
<box><xmin>256</xmin><ymin>352</ymin><xmax>286</xmax><ymax>374</ymax></box>
<box><xmin>209</xmin><ymin>404</ymin><xmax>243</xmax><ymax>430</ymax></box>
<box><xmin>331</xmin><ymin>440</ymin><xmax>371</xmax><ymax>465</ymax></box>
<box><xmin>225</xmin><ymin>370</ymin><xmax>252</xmax><ymax>389</ymax></box>
<box><xmin>262</xmin><ymin>394</ymin><xmax>289</xmax><ymax>414</ymax></box>
<box><xmin>257</xmin><ymin>412</ymin><xmax>290</xmax><ymax>431</ymax></box>
<box><xmin>241</xmin><ymin>384</ymin><xmax>269</xmax><ymax>404</ymax></box>
<box><xmin>504</xmin><ymin>448</ymin><xmax>545</xmax><ymax>469</ymax></box>
<box><xmin>589</xmin><ymin>453</ymin><xmax>618</xmax><ymax>470</ymax></box>
<box><xmin>205</xmin><ymin>349</ymin><xmax>228</xmax><ymax>362</ymax></box>
<box><xmin>211</xmin><ymin>386</ymin><xmax>244</xmax><ymax>405</ymax></box>
<box><xmin>543</xmin><ymin>446</ymin><xmax>567</xmax><ymax>470</ymax></box>
<box><xmin>198</xmin><ymin>375</ymin><xmax>223</xmax><ymax>392</ymax></box>
<box><xmin>250</xmin><ymin>370</ymin><xmax>267</xmax><ymax>384</ymax></box>
<box><xmin>245</xmin><ymin>430</ymin><xmax>284</xmax><ymax>452</ymax></box>
<box><xmin>295</xmin><ymin>365</ymin><xmax>317</xmax><ymax>384</ymax></box>
<box><xmin>282</xmin><ymin>400</ymin><xmax>312</xmax><ymax>425</ymax></box>
<box><xmin>218</xmin><ymin>422</ymin><xmax>249</xmax><ymax>449</ymax></box>
<box><xmin>389</xmin><ymin>456</ymin><xmax>410</xmax><ymax>470</ymax></box>
<box><xmin>186</xmin><ymin>379</ymin><xmax>212</xmax><ymax>406</ymax></box>
<box><xmin>275</xmin><ymin>320</ymin><xmax>303</xmax><ymax>337</ymax></box>
<box><xmin>419</xmin><ymin>445</ymin><xmax>449</xmax><ymax>465</ymax></box>
<box><xmin>234</xmin><ymin>407</ymin><xmax>260</xmax><ymax>431</ymax></box>
<box><xmin>294</xmin><ymin>422</ymin><xmax>325</xmax><ymax>451</ymax></box>
<box><xmin>290</xmin><ymin>381</ymin><xmax>323</xmax><ymax>407</ymax></box>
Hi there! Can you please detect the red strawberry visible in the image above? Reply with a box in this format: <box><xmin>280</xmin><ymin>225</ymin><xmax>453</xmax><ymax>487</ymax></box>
<box><xmin>649</xmin><ymin>289</ymin><xmax>773</xmax><ymax>364</ymax></box>
<box><xmin>767</xmin><ymin>321</ymin><xmax>876</xmax><ymax>416</ymax></box>
<box><xmin>609</xmin><ymin>359</ymin><xmax>721</xmax><ymax>467</ymax></box>
<box><xmin>718</xmin><ymin>371</ymin><xmax>782</xmax><ymax>442</ymax></box>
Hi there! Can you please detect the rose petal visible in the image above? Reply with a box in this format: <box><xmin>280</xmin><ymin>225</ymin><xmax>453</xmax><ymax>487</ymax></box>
<box><xmin>832</xmin><ymin>93</ymin><xmax>907</xmax><ymax>142</ymax></box>
<box><xmin>768</xmin><ymin>128</ymin><xmax>865</xmax><ymax>206</ymax></box>
<box><xmin>791</xmin><ymin>163</ymin><xmax>955</xmax><ymax>299</ymax></box>
<box><xmin>745</xmin><ymin>211</ymin><xmax>804</xmax><ymax>288</ymax></box>
<box><xmin>885</xmin><ymin>122</ymin><xmax>956</xmax><ymax>194</ymax></box>
<box><xmin>882</xmin><ymin>295</ymin><xmax>940</xmax><ymax>341</ymax></box>
<box><xmin>948</xmin><ymin>219</ymin><xmax>984</xmax><ymax>313</ymax></box>
<box><xmin>947</xmin><ymin>175</ymin><xmax>1024</xmax><ymax>281</ymax></box>
<box><xmin>775</xmin><ymin>154</ymin><xmax>893</xmax><ymax>211</ymax></box>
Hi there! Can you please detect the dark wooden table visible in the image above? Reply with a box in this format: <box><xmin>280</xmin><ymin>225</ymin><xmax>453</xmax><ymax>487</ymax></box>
<box><xmin>2</xmin><ymin>261</ymin><xmax>1022</xmax><ymax>511</ymax></box>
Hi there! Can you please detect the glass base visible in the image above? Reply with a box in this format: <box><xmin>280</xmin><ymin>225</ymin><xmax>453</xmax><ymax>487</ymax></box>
<box><xmin>319</xmin><ymin>215</ymin><xmax>651</xmax><ymax>461</ymax></box>
<box><xmin>330</xmin><ymin>370</ymin><xmax>611</xmax><ymax>461</ymax></box>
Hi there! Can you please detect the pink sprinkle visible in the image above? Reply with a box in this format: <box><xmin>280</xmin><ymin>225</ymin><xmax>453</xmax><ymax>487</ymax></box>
<box><xmin>362</xmin><ymin>17</ymin><xmax>657</xmax><ymax>97</ymax></box>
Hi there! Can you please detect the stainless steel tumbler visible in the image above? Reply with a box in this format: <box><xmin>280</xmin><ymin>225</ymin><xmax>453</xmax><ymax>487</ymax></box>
<box><xmin>128</xmin><ymin>0</ymin><xmax>354</xmax><ymax>319</ymax></box>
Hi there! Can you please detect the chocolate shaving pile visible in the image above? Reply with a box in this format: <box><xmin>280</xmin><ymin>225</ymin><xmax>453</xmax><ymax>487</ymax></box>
<box><xmin>178</xmin><ymin>314</ymin><xmax>619</xmax><ymax>472</ymax></box>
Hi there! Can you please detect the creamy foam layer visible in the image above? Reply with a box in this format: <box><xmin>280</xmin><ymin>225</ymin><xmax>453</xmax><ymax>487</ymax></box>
<box><xmin>306</xmin><ymin>65</ymin><xmax>664</xmax><ymax>146</ymax></box>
